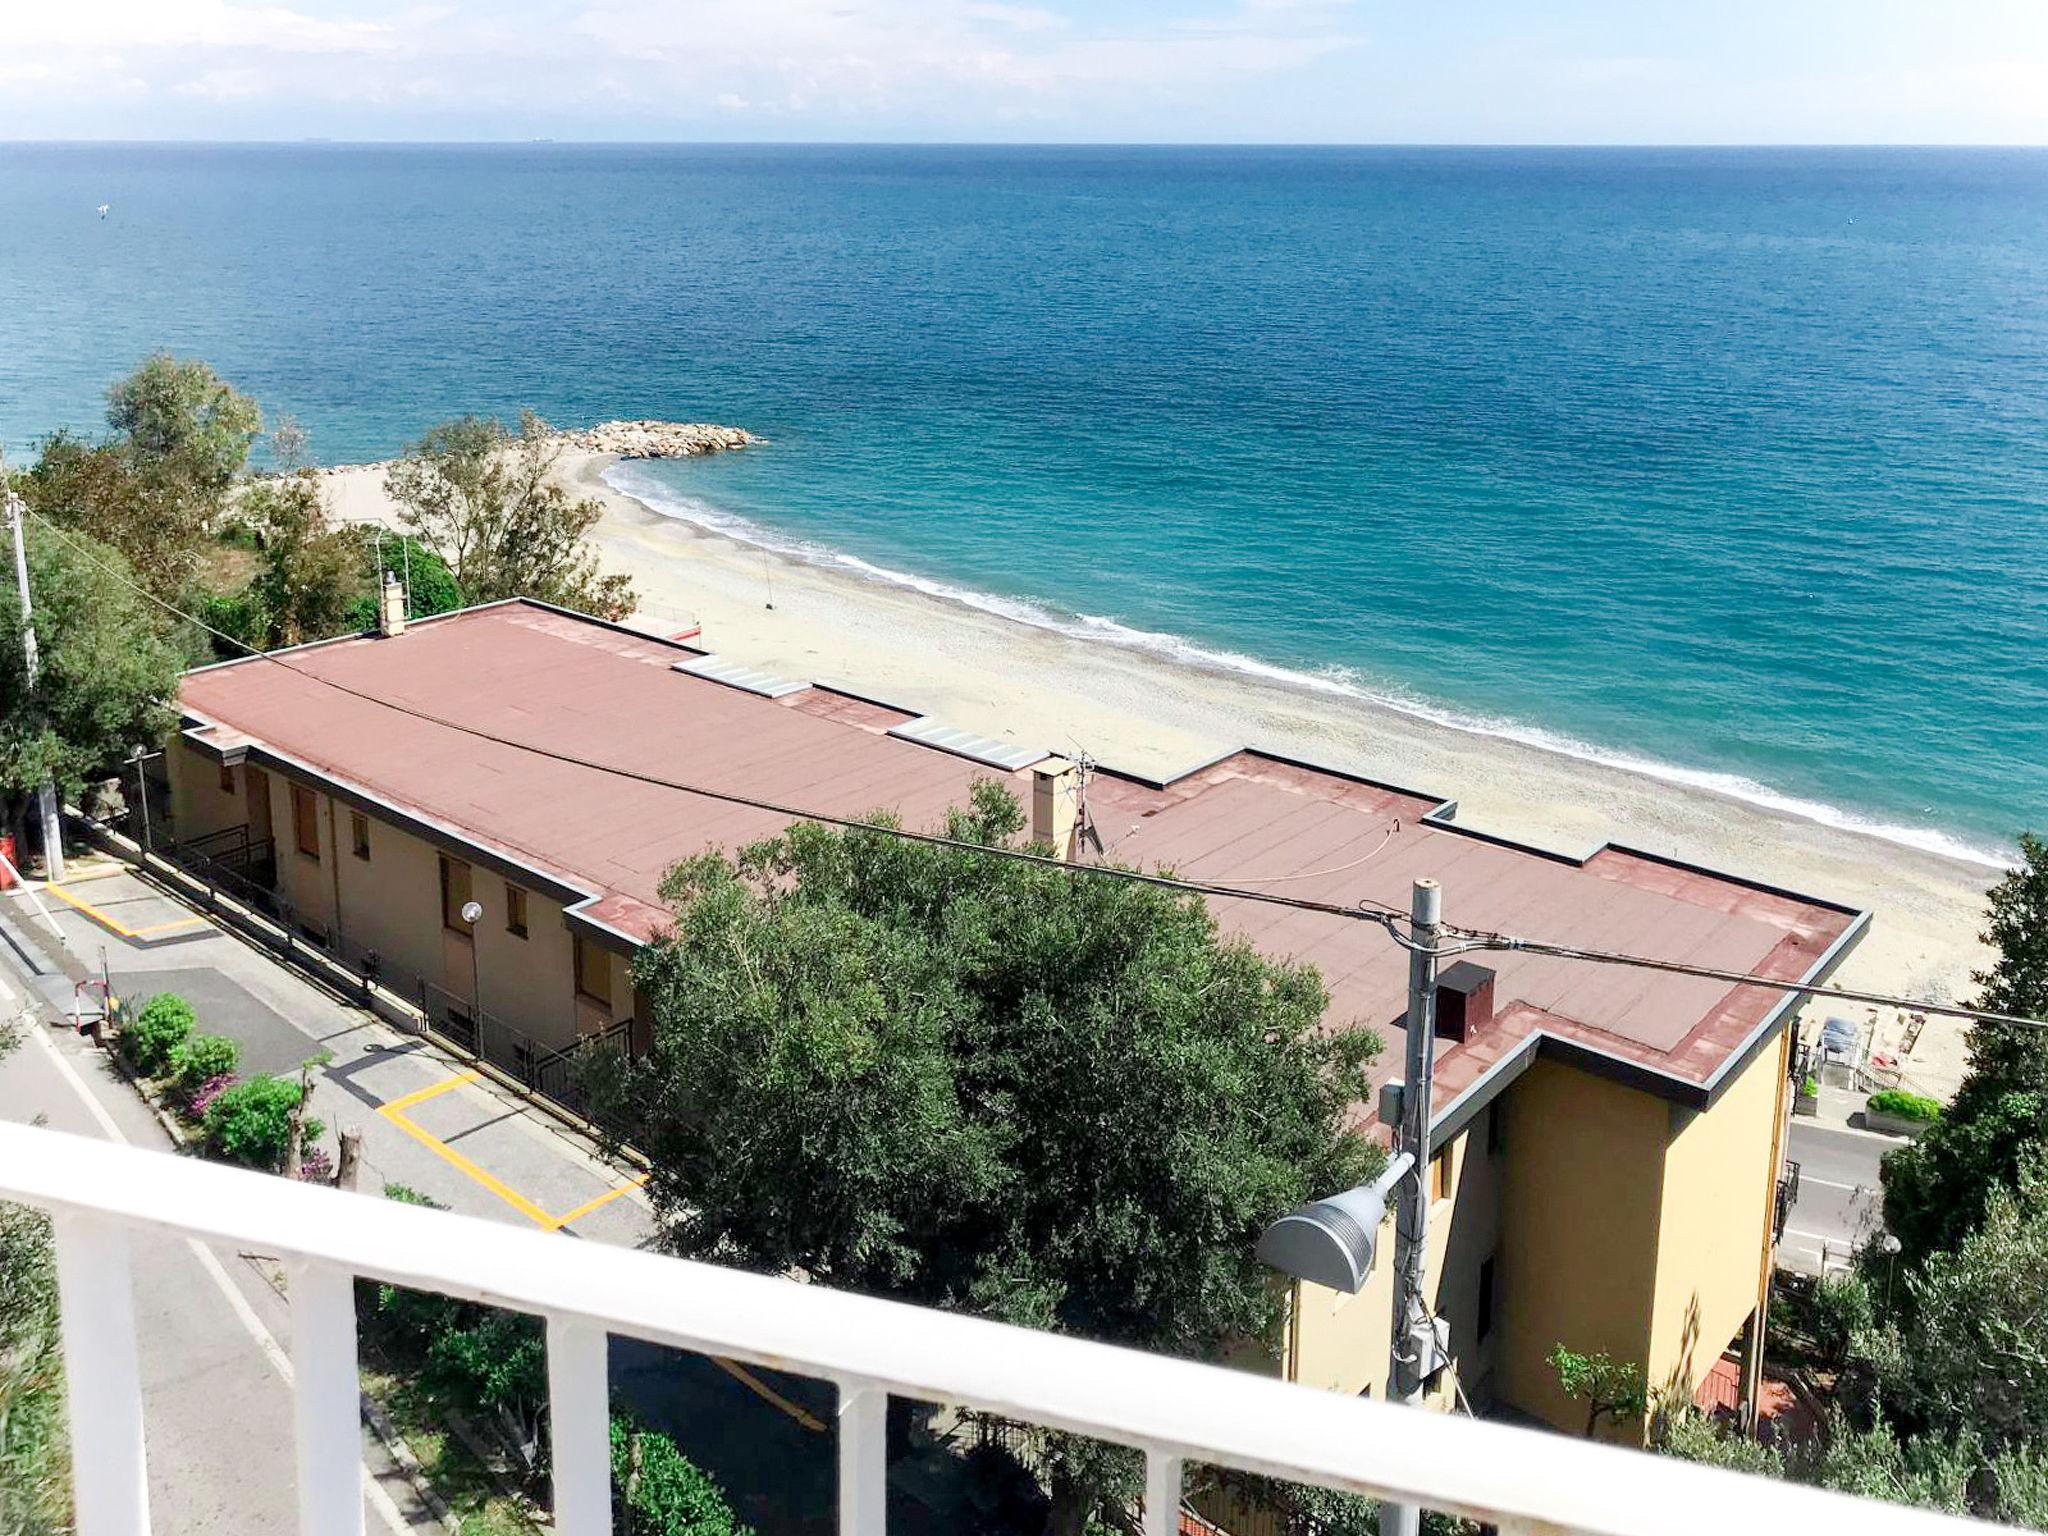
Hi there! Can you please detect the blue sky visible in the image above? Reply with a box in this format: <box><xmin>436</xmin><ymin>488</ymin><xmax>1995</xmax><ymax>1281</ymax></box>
<box><xmin>5</xmin><ymin>0</ymin><xmax>2047</xmax><ymax>143</ymax></box>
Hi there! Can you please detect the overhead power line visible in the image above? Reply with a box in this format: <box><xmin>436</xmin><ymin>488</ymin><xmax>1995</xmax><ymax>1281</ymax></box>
<box><xmin>23</xmin><ymin>503</ymin><xmax>2045</xmax><ymax>1036</ymax></box>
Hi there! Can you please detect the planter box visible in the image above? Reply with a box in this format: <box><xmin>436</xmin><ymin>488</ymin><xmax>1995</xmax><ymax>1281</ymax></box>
<box><xmin>1863</xmin><ymin>1107</ymin><xmax>1936</xmax><ymax>1138</ymax></box>
<box><xmin>1793</xmin><ymin>1092</ymin><xmax>1820</xmax><ymax>1118</ymax></box>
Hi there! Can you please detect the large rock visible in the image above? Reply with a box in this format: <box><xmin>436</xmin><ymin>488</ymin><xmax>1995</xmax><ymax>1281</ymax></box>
<box><xmin>550</xmin><ymin>420</ymin><xmax>758</xmax><ymax>458</ymax></box>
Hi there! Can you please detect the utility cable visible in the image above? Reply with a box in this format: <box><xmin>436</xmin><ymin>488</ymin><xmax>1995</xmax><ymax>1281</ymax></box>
<box><xmin>26</xmin><ymin>503</ymin><xmax>2048</xmax><ymax>1034</ymax></box>
<box><xmin>22</xmin><ymin>505</ymin><xmax>1410</xmax><ymax>928</ymax></box>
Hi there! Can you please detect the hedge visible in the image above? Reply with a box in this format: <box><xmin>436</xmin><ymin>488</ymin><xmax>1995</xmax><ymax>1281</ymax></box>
<box><xmin>611</xmin><ymin>1419</ymin><xmax>750</xmax><ymax>1536</ymax></box>
<box><xmin>1867</xmin><ymin>1089</ymin><xmax>1942</xmax><ymax>1123</ymax></box>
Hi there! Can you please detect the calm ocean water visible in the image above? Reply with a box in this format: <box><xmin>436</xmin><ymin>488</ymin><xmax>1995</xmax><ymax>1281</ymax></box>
<box><xmin>1</xmin><ymin>143</ymin><xmax>2043</xmax><ymax>861</ymax></box>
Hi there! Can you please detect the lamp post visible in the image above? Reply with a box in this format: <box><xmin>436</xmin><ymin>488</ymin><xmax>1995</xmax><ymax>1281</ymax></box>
<box><xmin>461</xmin><ymin>899</ymin><xmax>484</xmax><ymax>1054</ymax></box>
<box><xmin>1881</xmin><ymin>1232</ymin><xmax>1903</xmax><ymax>1312</ymax></box>
<box><xmin>1258</xmin><ymin>877</ymin><xmax>1446</xmax><ymax>1536</ymax></box>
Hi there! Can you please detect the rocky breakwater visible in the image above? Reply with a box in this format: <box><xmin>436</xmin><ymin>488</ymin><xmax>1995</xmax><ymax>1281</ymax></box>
<box><xmin>552</xmin><ymin>420</ymin><xmax>758</xmax><ymax>458</ymax></box>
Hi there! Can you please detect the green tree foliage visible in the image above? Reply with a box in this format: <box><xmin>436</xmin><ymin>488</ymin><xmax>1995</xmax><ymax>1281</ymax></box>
<box><xmin>24</xmin><ymin>355</ymin><xmax>261</xmax><ymax>600</ymax></box>
<box><xmin>611</xmin><ymin>1419</ymin><xmax>750</xmax><ymax>1536</ymax></box>
<box><xmin>107</xmin><ymin>353</ymin><xmax>263</xmax><ymax>499</ymax></box>
<box><xmin>1884</xmin><ymin>833</ymin><xmax>2048</xmax><ymax>1265</ymax></box>
<box><xmin>1657</xmin><ymin>1410</ymin><xmax>1989</xmax><ymax>1522</ymax></box>
<box><xmin>342</xmin><ymin>533</ymin><xmax>465</xmax><ymax>631</ymax></box>
<box><xmin>202</xmin><ymin>1073</ymin><xmax>323</xmax><ymax>1171</ymax></box>
<box><xmin>1809</xmin><ymin>1271</ymin><xmax>1876</xmax><ymax>1370</ymax></box>
<box><xmin>239</xmin><ymin>473</ymin><xmax>364</xmax><ymax>648</ymax></box>
<box><xmin>601</xmin><ymin>782</ymin><xmax>1376</xmax><ymax>1534</ymax></box>
<box><xmin>1547</xmin><ymin>1344</ymin><xmax>1647</xmax><ymax>1437</ymax></box>
<box><xmin>0</xmin><ymin>522</ymin><xmax>182</xmax><ymax>849</ymax></box>
<box><xmin>1868</xmin><ymin>1153</ymin><xmax>2048</xmax><ymax>1453</ymax></box>
<box><xmin>384</xmin><ymin>411</ymin><xmax>633</xmax><ymax>619</ymax></box>
<box><xmin>605</xmin><ymin>781</ymin><xmax>1378</xmax><ymax>1359</ymax></box>
<box><xmin>122</xmin><ymin>992</ymin><xmax>196</xmax><ymax>1077</ymax></box>
<box><xmin>0</xmin><ymin>1201</ymin><xmax>69</xmax><ymax>1536</ymax></box>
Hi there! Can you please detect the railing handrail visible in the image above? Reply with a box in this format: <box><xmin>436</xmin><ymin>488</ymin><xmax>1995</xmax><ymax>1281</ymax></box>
<box><xmin>0</xmin><ymin>1120</ymin><xmax>1988</xmax><ymax>1536</ymax></box>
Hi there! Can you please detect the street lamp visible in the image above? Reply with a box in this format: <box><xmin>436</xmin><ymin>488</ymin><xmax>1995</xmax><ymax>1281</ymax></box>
<box><xmin>461</xmin><ymin>899</ymin><xmax>484</xmax><ymax>1052</ymax></box>
<box><xmin>1257</xmin><ymin>1152</ymin><xmax>1415</xmax><ymax>1295</ymax></box>
<box><xmin>1880</xmin><ymin>1232</ymin><xmax>1903</xmax><ymax>1312</ymax></box>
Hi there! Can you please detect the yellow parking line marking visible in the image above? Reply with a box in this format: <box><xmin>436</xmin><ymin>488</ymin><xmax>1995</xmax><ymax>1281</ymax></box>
<box><xmin>376</xmin><ymin>1069</ymin><xmax>821</xmax><ymax>1434</ymax></box>
<box><xmin>710</xmin><ymin>1358</ymin><xmax>829</xmax><ymax>1433</ymax></box>
<box><xmin>381</xmin><ymin>1070</ymin><xmax>484</xmax><ymax>1115</ymax></box>
<box><xmin>43</xmin><ymin>880</ymin><xmax>208</xmax><ymax>940</ymax></box>
<box><xmin>544</xmin><ymin>1173</ymin><xmax>648</xmax><ymax>1232</ymax></box>
<box><xmin>378</xmin><ymin>1094</ymin><xmax>558</xmax><ymax>1230</ymax></box>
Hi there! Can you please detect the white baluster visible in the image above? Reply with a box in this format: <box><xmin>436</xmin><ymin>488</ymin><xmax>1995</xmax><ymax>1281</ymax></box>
<box><xmin>53</xmin><ymin>1213</ymin><xmax>149</xmax><ymax>1536</ymax></box>
<box><xmin>289</xmin><ymin>1260</ymin><xmax>362</xmax><ymax>1536</ymax></box>
<box><xmin>547</xmin><ymin>1316</ymin><xmax>612</xmax><ymax>1536</ymax></box>
<box><xmin>1144</xmin><ymin>1450</ymin><xmax>1183</xmax><ymax>1536</ymax></box>
<box><xmin>838</xmin><ymin>1382</ymin><xmax>888</xmax><ymax>1534</ymax></box>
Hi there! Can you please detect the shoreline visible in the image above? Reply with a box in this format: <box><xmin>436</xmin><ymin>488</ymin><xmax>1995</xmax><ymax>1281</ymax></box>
<box><xmin>321</xmin><ymin>452</ymin><xmax>2002</xmax><ymax>1029</ymax></box>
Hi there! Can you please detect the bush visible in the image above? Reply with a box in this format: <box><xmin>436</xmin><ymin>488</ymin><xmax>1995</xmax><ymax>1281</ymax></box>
<box><xmin>1811</xmin><ymin>1272</ymin><xmax>1876</xmax><ymax>1367</ymax></box>
<box><xmin>122</xmin><ymin>993</ymin><xmax>194</xmax><ymax>1077</ymax></box>
<box><xmin>202</xmin><ymin>1073</ymin><xmax>322</xmax><ymax>1171</ymax></box>
<box><xmin>611</xmin><ymin>1419</ymin><xmax>750</xmax><ymax>1536</ymax></box>
<box><xmin>1868</xmin><ymin>1089</ymin><xmax>1942</xmax><ymax>1123</ymax></box>
<box><xmin>188</xmin><ymin>1073</ymin><xmax>239</xmax><ymax>1120</ymax></box>
<box><xmin>1800</xmin><ymin>1075</ymin><xmax>1820</xmax><ymax>1098</ymax></box>
<box><xmin>169</xmin><ymin>1033</ymin><xmax>241</xmax><ymax>1099</ymax></box>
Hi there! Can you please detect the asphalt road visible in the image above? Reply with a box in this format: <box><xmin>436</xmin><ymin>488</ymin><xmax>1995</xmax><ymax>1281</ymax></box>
<box><xmin>1779</xmin><ymin>1117</ymin><xmax>1895</xmax><ymax>1276</ymax></box>
<box><xmin>0</xmin><ymin>937</ymin><xmax>438</xmax><ymax>1536</ymax></box>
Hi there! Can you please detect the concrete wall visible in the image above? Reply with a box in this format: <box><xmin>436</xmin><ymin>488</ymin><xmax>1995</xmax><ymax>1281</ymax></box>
<box><xmin>1647</xmin><ymin>1033</ymin><xmax>1784</xmax><ymax>1413</ymax></box>
<box><xmin>1494</xmin><ymin>1059</ymin><xmax>1667</xmax><ymax>1439</ymax></box>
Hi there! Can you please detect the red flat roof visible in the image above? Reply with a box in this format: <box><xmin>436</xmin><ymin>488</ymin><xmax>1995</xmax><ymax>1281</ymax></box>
<box><xmin>179</xmin><ymin>601</ymin><xmax>1863</xmax><ymax>1112</ymax></box>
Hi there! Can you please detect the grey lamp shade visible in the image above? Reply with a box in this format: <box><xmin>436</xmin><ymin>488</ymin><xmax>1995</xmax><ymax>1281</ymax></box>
<box><xmin>1256</xmin><ymin>1184</ymin><xmax>1389</xmax><ymax>1294</ymax></box>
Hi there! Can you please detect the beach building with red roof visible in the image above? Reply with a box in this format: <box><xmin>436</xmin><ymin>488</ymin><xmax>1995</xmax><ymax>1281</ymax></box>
<box><xmin>164</xmin><ymin>595</ymin><xmax>1864</xmax><ymax>1441</ymax></box>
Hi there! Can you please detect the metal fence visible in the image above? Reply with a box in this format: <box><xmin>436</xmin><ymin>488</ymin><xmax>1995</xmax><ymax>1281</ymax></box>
<box><xmin>418</xmin><ymin>979</ymin><xmax>632</xmax><ymax>1132</ymax></box>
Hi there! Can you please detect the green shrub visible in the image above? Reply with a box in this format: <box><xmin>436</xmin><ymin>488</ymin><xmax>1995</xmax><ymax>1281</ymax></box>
<box><xmin>169</xmin><ymin>1033</ymin><xmax>241</xmax><ymax>1097</ymax></box>
<box><xmin>122</xmin><ymin>993</ymin><xmax>194</xmax><ymax>1077</ymax></box>
<box><xmin>0</xmin><ymin>1202</ymin><xmax>69</xmax><ymax>1536</ymax></box>
<box><xmin>202</xmin><ymin>1073</ymin><xmax>322</xmax><ymax>1171</ymax></box>
<box><xmin>1801</xmin><ymin>1076</ymin><xmax>1821</xmax><ymax>1098</ymax></box>
<box><xmin>611</xmin><ymin>1418</ymin><xmax>750</xmax><ymax>1536</ymax></box>
<box><xmin>1867</xmin><ymin>1089</ymin><xmax>1942</xmax><ymax>1123</ymax></box>
<box><xmin>1812</xmin><ymin>1272</ymin><xmax>1876</xmax><ymax>1367</ymax></box>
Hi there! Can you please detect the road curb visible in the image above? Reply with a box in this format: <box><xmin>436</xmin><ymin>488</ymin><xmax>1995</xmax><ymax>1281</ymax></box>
<box><xmin>360</xmin><ymin>1391</ymin><xmax>457</xmax><ymax>1530</ymax></box>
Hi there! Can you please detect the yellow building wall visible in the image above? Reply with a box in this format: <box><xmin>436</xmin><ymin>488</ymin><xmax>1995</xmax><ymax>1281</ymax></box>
<box><xmin>164</xmin><ymin>739</ymin><xmax>247</xmax><ymax>847</ymax></box>
<box><xmin>1495</xmin><ymin>1059</ymin><xmax>1668</xmax><ymax>1438</ymax></box>
<box><xmin>167</xmin><ymin>736</ymin><xmax>630</xmax><ymax>1053</ymax></box>
<box><xmin>1285</xmin><ymin>1130</ymin><xmax>1479</xmax><ymax>1412</ymax></box>
<box><xmin>1646</xmin><ymin>1033</ymin><xmax>1784</xmax><ymax>1413</ymax></box>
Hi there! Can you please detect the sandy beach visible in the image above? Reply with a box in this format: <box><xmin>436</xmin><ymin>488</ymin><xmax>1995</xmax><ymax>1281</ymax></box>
<box><xmin>323</xmin><ymin>452</ymin><xmax>2001</xmax><ymax>1082</ymax></box>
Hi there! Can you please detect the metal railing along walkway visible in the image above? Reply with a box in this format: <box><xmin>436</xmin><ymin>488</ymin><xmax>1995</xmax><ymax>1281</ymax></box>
<box><xmin>0</xmin><ymin>1120</ymin><xmax>1991</xmax><ymax>1536</ymax></box>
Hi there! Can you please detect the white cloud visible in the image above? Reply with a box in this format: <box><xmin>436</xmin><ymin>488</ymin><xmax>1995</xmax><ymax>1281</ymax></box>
<box><xmin>0</xmin><ymin>0</ymin><xmax>1368</xmax><ymax>134</ymax></box>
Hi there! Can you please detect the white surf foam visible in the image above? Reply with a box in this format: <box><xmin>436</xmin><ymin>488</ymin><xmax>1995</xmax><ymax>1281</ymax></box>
<box><xmin>604</xmin><ymin>462</ymin><xmax>2015</xmax><ymax>871</ymax></box>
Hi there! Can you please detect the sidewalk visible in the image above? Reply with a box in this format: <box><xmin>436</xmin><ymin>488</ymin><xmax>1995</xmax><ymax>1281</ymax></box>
<box><xmin>4</xmin><ymin>857</ymin><xmax>652</xmax><ymax>1246</ymax></box>
<box><xmin>0</xmin><ymin>955</ymin><xmax>438</xmax><ymax>1536</ymax></box>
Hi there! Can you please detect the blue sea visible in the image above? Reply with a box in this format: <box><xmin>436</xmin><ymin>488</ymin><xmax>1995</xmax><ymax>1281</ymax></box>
<box><xmin>2</xmin><ymin>143</ymin><xmax>2043</xmax><ymax>863</ymax></box>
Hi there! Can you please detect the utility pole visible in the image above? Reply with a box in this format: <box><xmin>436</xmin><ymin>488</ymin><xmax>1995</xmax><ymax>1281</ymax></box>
<box><xmin>1382</xmin><ymin>876</ymin><xmax>1443</xmax><ymax>1536</ymax></box>
<box><xmin>5</xmin><ymin>480</ymin><xmax>65</xmax><ymax>881</ymax></box>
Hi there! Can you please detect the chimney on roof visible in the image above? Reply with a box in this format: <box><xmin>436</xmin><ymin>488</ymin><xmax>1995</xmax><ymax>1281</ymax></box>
<box><xmin>376</xmin><ymin>571</ymin><xmax>406</xmax><ymax>638</ymax></box>
<box><xmin>1434</xmin><ymin>961</ymin><xmax>1496</xmax><ymax>1043</ymax></box>
<box><xmin>1032</xmin><ymin>757</ymin><xmax>1077</xmax><ymax>859</ymax></box>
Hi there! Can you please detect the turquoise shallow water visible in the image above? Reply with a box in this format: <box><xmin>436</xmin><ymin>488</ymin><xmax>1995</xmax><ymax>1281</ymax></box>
<box><xmin>1</xmin><ymin>143</ymin><xmax>2042</xmax><ymax>860</ymax></box>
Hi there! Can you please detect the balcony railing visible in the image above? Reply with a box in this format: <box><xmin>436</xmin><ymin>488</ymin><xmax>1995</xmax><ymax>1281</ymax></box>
<box><xmin>0</xmin><ymin>1120</ymin><xmax>1990</xmax><ymax>1536</ymax></box>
